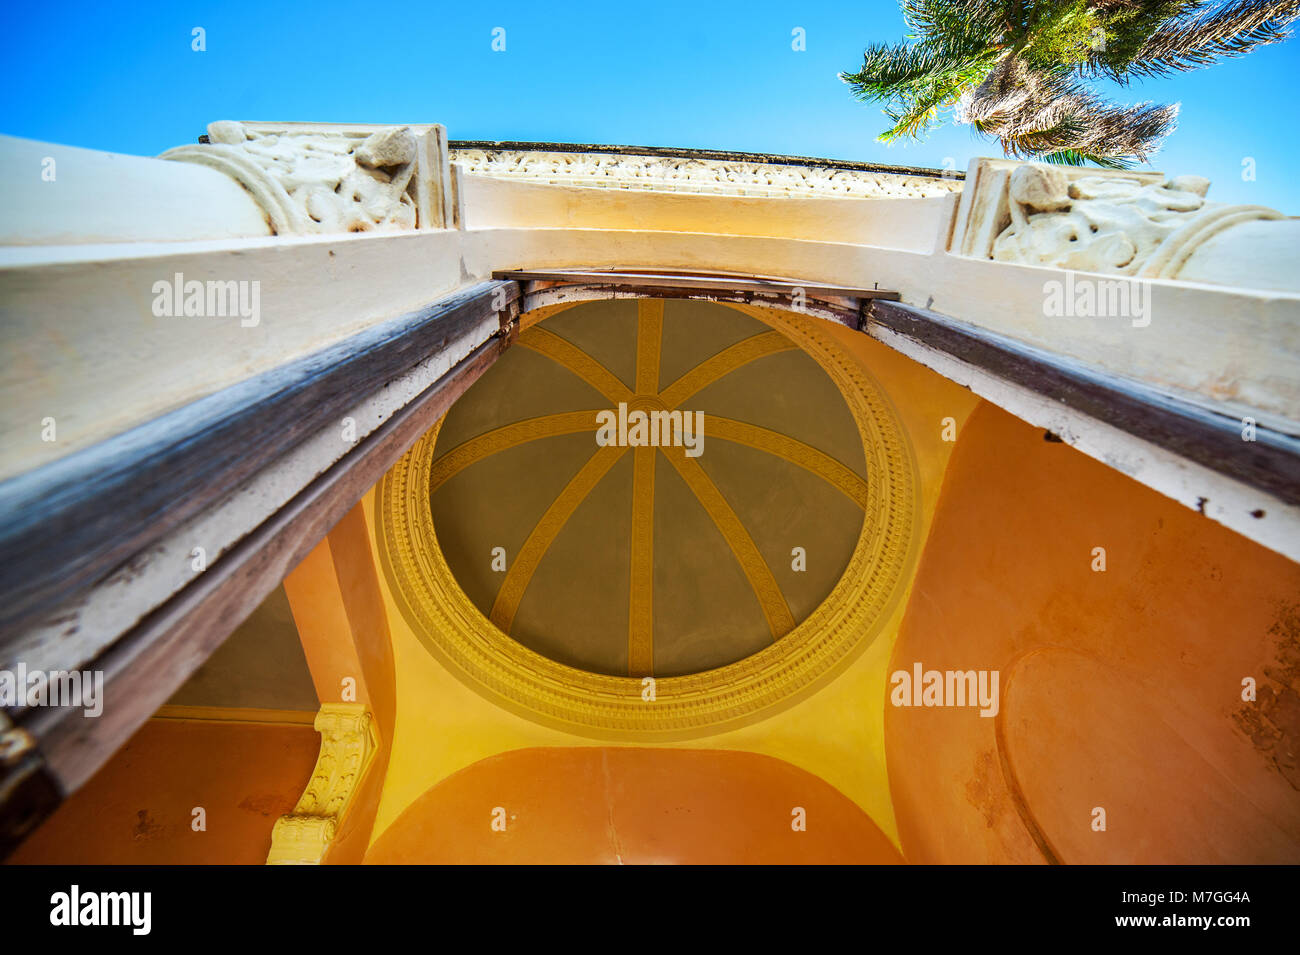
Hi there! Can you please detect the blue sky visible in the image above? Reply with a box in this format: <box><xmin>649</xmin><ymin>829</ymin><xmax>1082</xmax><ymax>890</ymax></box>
<box><xmin>3</xmin><ymin>1</ymin><xmax>1298</xmax><ymax>209</ymax></box>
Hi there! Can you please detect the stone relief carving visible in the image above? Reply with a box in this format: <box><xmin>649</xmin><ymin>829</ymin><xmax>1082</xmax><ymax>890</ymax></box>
<box><xmin>266</xmin><ymin>703</ymin><xmax>377</xmax><ymax>865</ymax></box>
<box><xmin>991</xmin><ymin>164</ymin><xmax>1284</xmax><ymax>278</ymax></box>
<box><xmin>451</xmin><ymin>148</ymin><xmax>962</xmax><ymax>200</ymax></box>
<box><xmin>162</xmin><ymin>121</ymin><xmax>420</xmax><ymax>235</ymax></box>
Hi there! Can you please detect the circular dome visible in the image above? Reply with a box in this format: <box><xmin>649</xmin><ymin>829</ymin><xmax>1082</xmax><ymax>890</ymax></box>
<box><xmin>378</xmin><ymin>298</ymin><xmax>917</xmax><ymax>738</ymax></box>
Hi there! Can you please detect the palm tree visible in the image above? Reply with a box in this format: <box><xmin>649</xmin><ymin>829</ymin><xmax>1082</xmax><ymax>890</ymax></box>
<box><xmin>841</xmin><ymin>0</ymin><xmax>1300</xmax><ymax>166</ymax></box>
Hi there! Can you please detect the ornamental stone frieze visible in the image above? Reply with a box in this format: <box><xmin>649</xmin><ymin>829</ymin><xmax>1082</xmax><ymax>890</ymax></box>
<box><xmin>952</xmin><ymin>158</ymin><xmax>1299</xmax><ymax>291</ymax></box>
<box><xmin>162</xmin><ymin>121</ymin><xmax>455</xmax><ymax>235</ymax></box>
<box><xmin>449</xmin><ymin>145</ymin><xmax>963</xmax><ymax>200</ymax></box>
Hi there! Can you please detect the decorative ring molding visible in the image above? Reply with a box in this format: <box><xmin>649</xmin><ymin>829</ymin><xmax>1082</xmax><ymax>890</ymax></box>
<box><xmin>376</xmin><ymin>302</ymin><xmax>919</xmax><ymax>739</ymax></box>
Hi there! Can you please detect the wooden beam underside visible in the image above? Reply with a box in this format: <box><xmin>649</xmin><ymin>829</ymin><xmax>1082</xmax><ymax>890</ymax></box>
<box><xmin>867</xmin><ymin>299</ymin><xmax>1300</xmax><ymax>507</ymax></box>
<box><xmin>0</xmin><ymin>281</ymin><xmax>516</xmax><ymax>834</ymax></box>
<box><xmin>494</xmin><ymin>268</ymin><xmax>899</xmax><ymax>330</ymax></box>
<box><xmin>23</xmin><ymin>337</ymin><xmax>503</xmax><ymax>794</ymax></box>
<box><xmin>0</xmin><ymin>281</ymin><xmax>517</xmax><ymax>639</ymax></box>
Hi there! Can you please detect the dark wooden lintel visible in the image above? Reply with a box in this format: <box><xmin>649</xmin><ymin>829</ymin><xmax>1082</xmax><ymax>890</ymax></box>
<box><xmin>496</xmin><ymin>268</ymin><xmax>899</xmax><ymax>302</ymax></box>
<box><xmin>867</xmin><ymin>299</ymin><xmax>1300</xmax><ymax>505</ymax></box>
<box><xmin>12</xmin><ymin>336</ymin><xmax>505</xmax><ymax>805</ymax></box>
<box><xmin>497</xmin><ymin>269</ymin><xmax>897</xmax><ymax>330</ymax></box>
<box><xmin>0</xmin><ymin>280</ymin><xmax>518</xmax><ymax>639</ymax></box>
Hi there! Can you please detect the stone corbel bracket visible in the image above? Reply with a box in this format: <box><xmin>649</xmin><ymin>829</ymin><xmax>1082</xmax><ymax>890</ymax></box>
<box><xmin>162</xmin><ymin>121</ymin><xmax>455</xmax><ymax>235</ymax></box>
<box><xmin>950</xmin><ymin>158</ymin><xmax>1291</xmax><ymax>289</ymax></box>
<box><xmin>267</xmin><ymin>703</ymin><xmax>378</xmax><ymax>865</ymax></box>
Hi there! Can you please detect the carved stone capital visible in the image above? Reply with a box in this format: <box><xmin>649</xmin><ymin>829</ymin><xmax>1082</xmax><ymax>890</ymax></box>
<box><xmin>952</xmin><ymin>158</ymin><xmax>1288</xmax><ymax>286</ymax></box>
<box><xmin>992</xmin><ymin>164</ymin><xmax>1284</xmax><ymax>278</ymax></box>
<box><xmin>162</xmin><ymin>121</ymin><xmax>454</xmax><ymax>235</ymax></box>
<box><xmin>267</xmin><ymin>703</ymin><xmax>377</xmax><ymax>865</ymax></box>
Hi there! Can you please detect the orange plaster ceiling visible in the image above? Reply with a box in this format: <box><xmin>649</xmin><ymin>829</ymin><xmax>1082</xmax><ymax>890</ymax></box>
<box><xmin>364</xmin><ymin>747</ymin><xmax>903</xmax><ymax>865</ymax></box>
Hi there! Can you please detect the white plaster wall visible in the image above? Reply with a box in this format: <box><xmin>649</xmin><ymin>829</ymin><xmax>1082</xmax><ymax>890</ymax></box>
<box><xmin>1179</xmin><ymin>218</ymin><xmax>1300</xmax><ymax>293</ymax></box>
<box><xmin>0</xmin><ymin>230</ymin><xmax>466</xmax><ymax>481</ymax></box>
<box><xmin>0</xmin><ymin>135</ymin><xmax>272</xmax><ymax>245</ymax></box>
<box><xmin>459</xmin><ymin>175</ymin><xmax>954</xmax><ymax>251</ymax></box>
<box><xmin>4</xmin><ymin>225</ymin><xmax>1297</xmax><ymax>487</ymax></box>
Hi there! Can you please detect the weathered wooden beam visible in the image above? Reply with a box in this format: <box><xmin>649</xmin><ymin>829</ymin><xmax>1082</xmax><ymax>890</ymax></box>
<box><xmin>497</xmin><ymin>269</ymin><xmax>892</xmax><ymax>330</ymax></box>
<box><xmin>867</xmin><ymin>299</ymin><xmax>1300</xmax><ymax>506</ymax></box>
<box><xmin>0</xmin><ymin>712</ymin><xmax>60</xmax><ymax>859</ymax></box>
<box><xmin>0</xmin><ymin>280</ymin><xmax>518</xmax><ymax>639</ymax></box>
<box><xmin>495</xmin><ymin>268</ymin><xmax>900</xmax><ymax>302</ymax></box>
<box><xmin>9</xmin><ymin>333</ymin><xmax>506</xmax><ymax>824</ymax></box>
<box><xmin>524</xmin><ymin>282</ymin><xmax>864</xmax><ymax>329</ymax></box>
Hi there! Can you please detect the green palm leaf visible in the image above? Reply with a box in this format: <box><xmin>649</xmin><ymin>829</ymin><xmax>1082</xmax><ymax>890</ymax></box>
<box><xmin>844</xmin><ymin>0</ymin><xmax>1296</xmax><ymax>166</ymax></box>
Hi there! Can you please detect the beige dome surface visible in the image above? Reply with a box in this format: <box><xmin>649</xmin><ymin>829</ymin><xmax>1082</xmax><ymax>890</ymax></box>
<box><xmin>428</xmin><ymin>299</ymin><xmax>868</xmax><ymax>677</ymax></box>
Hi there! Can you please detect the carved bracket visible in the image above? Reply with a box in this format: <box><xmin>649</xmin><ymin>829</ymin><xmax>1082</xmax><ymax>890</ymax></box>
<box><xmin>950</xmin><ymin>158</ymin><xmax>1286</xmax><ymax>282</ymax></box>
<box><xmin>163</xmin><ymin>121</ymin><xmax>454</xmax><ymax>235</ymax></box>
<box><xmin>267</xmin><ymin>703</ymin><xmax>378</xmax><ymax>865</ymax></box>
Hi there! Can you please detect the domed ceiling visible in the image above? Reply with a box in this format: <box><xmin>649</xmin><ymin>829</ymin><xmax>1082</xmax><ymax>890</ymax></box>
<box><xmin>422</xmin><ymin>299</ymin><xmax>869</xmax><ymax>678</ymax></box>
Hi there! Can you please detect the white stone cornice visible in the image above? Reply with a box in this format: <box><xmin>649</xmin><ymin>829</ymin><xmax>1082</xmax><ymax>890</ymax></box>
<box><xmin>0</xmin><ymin>133</ymin><xmax>272</xmax><ymax>246</ymax></box>
<box><xmin>449</xmin><ymin>145</ymin><xmax>964</xmax><ymax>200</ymax></box>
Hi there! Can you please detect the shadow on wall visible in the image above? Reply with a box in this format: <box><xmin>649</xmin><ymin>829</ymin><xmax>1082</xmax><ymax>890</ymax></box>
<box><xmin>8</xmin><ymin>720</ymin><xmax>319</xmax><ymax>865</ymax></box>
<box><xmin>887</xmin><ymin>402</ymin><xmax>1300</xmax><ymax>864</ymax></box>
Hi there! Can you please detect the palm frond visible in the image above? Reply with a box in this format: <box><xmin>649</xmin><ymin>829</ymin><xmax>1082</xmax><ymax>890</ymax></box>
<box><xmin>966</xmin><ymin>69</ymin><xmax>1179</xmax><ymax>162</ymax></box>
<box><xmin>841</xmin><ymin>42</ymin><xmax>982</xmax><ymax>98</ymax></box>
<box><xmin>1120</xmin><ymin>0</ymin><xmax>1300</xmax><ymax>78</ymax></box>
<box><xmin>844</xmin><ymin>0</ymin><xmax>1252</xmax><ymax>164</ymax></box>
<box><xmin>901</xmin><ymin>0</ymin><xmax>1012</xmax><ymax>51</ymax></box>
<box><xmin>1074</xmin><ymin>1</ymin><xmax>1200</xmax><ymax>79</ymax></box>
<box><xmin>1024</xmin><ymin>97</ymin><xmax>1180</xmax><ymax>161</ymax></box>
<box><xmin>1037</xmin><ymin>148</ymin><xmax>1137</xmax><ymax>168</ymax></box>
<box><xmin>878</xmin><ymin>62</ymin><xmax>992</xmax><ymax>141</ymax></box>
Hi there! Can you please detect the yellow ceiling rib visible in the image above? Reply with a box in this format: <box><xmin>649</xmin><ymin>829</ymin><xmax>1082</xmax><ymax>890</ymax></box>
<box><xmin>516</xmin><ymin>326</ymin><xmax>634</xmax><ymax>404</ymax></box>
<box><xmin>705</xmin><ymin>416</ymin><xmax>871</xmax><ymax>511</ymax></box>
<box><xmin>627</xmin><ymin>300</ymin><xmax>665</xmax><ymax>677</ymax></box>
<box><xmin>635</xmin><ymin>299</ymin><xmax>664</xmax><ymax>394</ymax></box>
<box><xmin>518</xmin><ymin>301</ymin><xmax>578</xmax><ymax>332</ymax></box>
<box><xmin>490</xmin><ymin>443</ymin><xmax>629</xmax><ymax>633</ymax></box>
<box><xmin>628</xmin><ymin>446</ymin><xmax>656</xmax><ymax>677</ymax></box>
<box><xmin>428</xmin><ymin>411</ymin><xmax>604</xmax><ymax>493</ymax></box>
<box><xmin>660</xmin><ymin>445</ymin><xmax>795</xmax><ymax>641</ymax></box>
<box><xmin>658</xmin><ymin>330</ymin><xmax>796</xmax><ymax>408</ymax></box>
